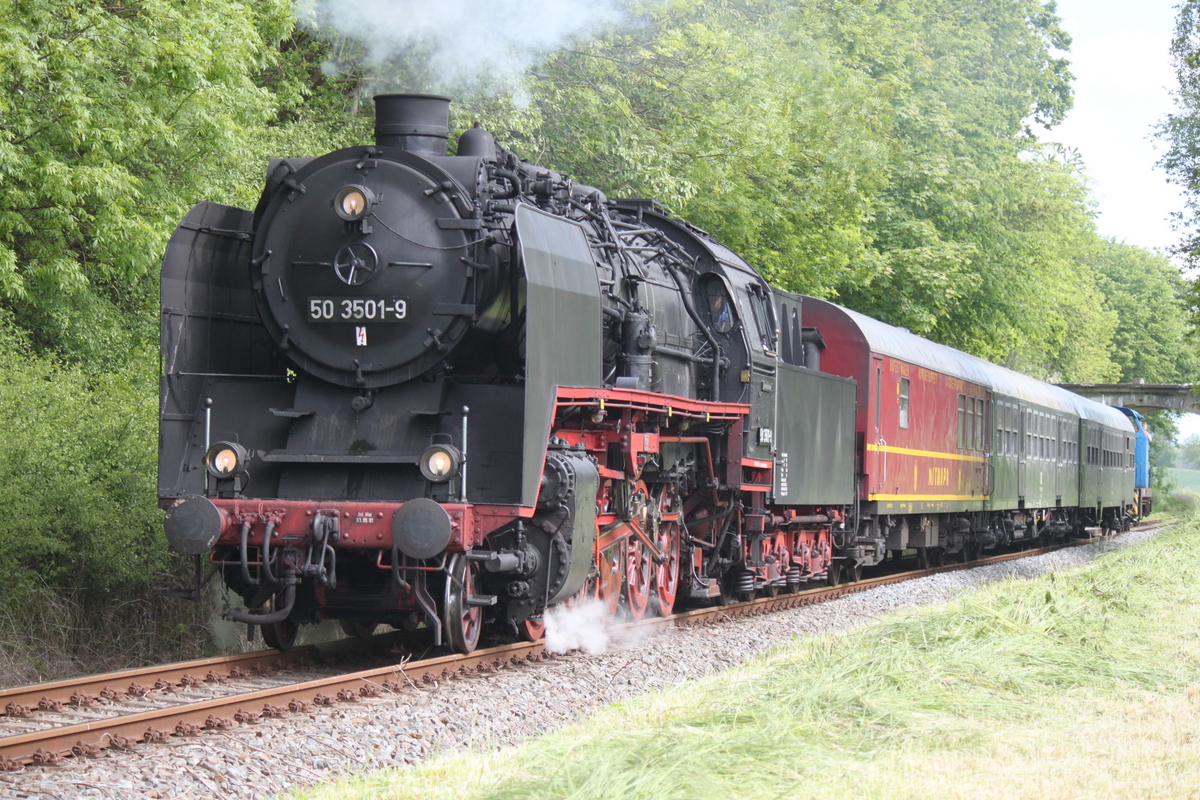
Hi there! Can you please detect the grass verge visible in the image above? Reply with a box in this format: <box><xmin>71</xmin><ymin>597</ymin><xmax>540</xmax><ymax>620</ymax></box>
<box><xmin>292</xmin><ymin>520</ymin><xmax>1200</xmax><ymax>800</ymax></box>
<box><xmin>0</xmin><ymin>571</ymin><xmax>216</xmax><ymax>687</ymax></box>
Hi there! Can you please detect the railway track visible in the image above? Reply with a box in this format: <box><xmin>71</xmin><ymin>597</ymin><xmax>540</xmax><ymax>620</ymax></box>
<box><xmin>0</xmin><ymin>516</ymin><xmax>1177</xmax><ymax>771</ymax></box>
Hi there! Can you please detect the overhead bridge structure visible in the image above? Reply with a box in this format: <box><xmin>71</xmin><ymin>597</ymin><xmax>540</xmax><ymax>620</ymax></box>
<box><xmin>1055</xmin><ymin>382</ymin><xmax>1199</xmax><ymax>414</ymax></box>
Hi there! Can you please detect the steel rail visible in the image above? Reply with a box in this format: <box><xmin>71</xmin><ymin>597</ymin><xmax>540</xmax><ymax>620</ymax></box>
<box><xmin>0</xmin><ymin>630</ymin><xmax>388</xmax><ymax>715</ymax></box>
<box><xmin>0</xmin><ymin>516</ymin><xmax>1178</xmax><ymax>769</ymax></box>
<box><xmin>0</xmin><ymin>642</ymin><xmax>548</xmax><ymax>769</ymax></box>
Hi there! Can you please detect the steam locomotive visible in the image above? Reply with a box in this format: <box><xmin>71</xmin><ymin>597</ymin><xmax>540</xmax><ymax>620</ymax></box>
<box><xmin>160</xmin><ymin>94</ymin><xmax>1144</xmax><ymax>653</ymax></box>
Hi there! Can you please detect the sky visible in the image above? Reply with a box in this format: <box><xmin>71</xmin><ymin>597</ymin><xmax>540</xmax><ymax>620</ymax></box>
<box><xmin>1044</xmin><ymin>0</ymin><xmax>1200</xmax><ymax>441</ymax></box>
<box><xmin>1048</xmin><ymin>0</ymin><xmax>1181</xmax><ymax>252</ymax></box>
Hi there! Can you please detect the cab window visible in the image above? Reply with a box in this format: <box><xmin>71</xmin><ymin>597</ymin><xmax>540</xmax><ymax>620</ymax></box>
<box><xmin>704</xmin><ymin>281</ymin><xmax>735</xmax><ymax>334</ymax></box>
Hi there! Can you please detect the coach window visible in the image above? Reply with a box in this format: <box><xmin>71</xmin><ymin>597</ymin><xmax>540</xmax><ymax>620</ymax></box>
<box><xmin>899</xmin><ymin>378</ymin><xmax>910</xmax><ymax>429</ymax></box>
<box><xmin>1009</xmin><ymin>406</ymin><xmax>1017</xmax><ymax>456</ymax></box>
<box><xmin>999</xmin><ymin>404</ymin><xmax>1007</xmax><ymax>455</ymax></box>
<box><xmin>957</xmin><ymin>395</ymin><xmax>966</xmax><ymax>448</ymax></box>
<box><xmin>976</xmin><ymin>398</ymin><xmax>985</xmax><ymax>451</ymax></box>
<box><xmin>965</xmin><ymin>398</ymin><xmax>973</xmax><ymax>449</ymax></box>
<box><xmin>968</xmin><ymin>398</ymin><xmax>977</xmax><ymax>449</ymax></box>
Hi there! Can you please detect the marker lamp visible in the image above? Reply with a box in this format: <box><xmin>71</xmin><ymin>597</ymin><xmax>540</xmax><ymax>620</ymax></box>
<box><xmin>334</xmin><ymin>185</ymin><xmax>374</xmax><ymax>221</ymax></box>
<box><xmin>419</xmin><ymin>444</ymin><xmax>462</xmax><ymax>483</ymax></box>
<box><xmin>206</xmin><ymin>441</ymin><xmax>249</xmax><ymax>479</ymax></box>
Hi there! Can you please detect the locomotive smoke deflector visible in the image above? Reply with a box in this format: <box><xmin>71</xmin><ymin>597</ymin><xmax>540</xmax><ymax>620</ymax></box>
<box><xmin>373</xmin><ymin>93</ymin><xmax>452</xmax><ymax>156</ymax></box>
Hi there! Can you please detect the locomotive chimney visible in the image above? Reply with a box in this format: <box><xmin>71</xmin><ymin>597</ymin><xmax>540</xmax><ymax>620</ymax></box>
<box><xmin>374</xmin><ymin>94</ymin><xmax>451</xmax><ymax>156</ymax></box>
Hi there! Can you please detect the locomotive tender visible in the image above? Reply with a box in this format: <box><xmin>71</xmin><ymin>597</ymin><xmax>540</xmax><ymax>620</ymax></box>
<box><xmin>160</xmin><ymin>94</ymin><xmax>1140</xmax><ymax>653</ymax></box>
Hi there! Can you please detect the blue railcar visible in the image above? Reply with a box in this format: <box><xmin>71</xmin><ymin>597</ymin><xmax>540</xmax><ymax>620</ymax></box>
<box><xmin>1118</xmin><ymin>408</ymin><xmax>1152</xmax><ymax>516</ymax></box>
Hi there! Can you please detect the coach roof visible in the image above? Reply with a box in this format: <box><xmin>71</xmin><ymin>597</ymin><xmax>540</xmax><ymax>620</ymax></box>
<box><xmin>819</xmin><ymin>300</ymin><xmax>1133</xmax><ymax>431</ymax></box>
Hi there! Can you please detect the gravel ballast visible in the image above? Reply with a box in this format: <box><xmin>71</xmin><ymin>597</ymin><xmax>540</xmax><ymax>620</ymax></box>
<box><xmin>0</xmin><ymin>528</ymin><xmax>1166</xmax><ymax>800</ymax></box>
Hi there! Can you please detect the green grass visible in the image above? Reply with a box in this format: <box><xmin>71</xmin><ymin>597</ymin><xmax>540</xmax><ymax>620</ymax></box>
<box><xmin>291</xmin><ymin>519</ymin><xmax>1200</xmax><ymax>800</ymax></box>
<box><xmin>1168</xmin><ymin>467</ymin><xmax>1200</xmax><ymax>493</ymax></box>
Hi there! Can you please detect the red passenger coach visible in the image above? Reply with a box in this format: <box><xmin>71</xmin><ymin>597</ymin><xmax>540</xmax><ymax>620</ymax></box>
<box><xmin>803</xmin><ymin>298</ymin><xmax>989</xmax><ymax>516</ymax></box>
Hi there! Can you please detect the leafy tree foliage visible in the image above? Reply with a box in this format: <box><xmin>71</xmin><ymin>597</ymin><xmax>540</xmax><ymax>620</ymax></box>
<box><xmin>466</xmin><ymin>1</ymin><xmax>894</xmax><ymax>297</ymax></box>
<box><xmin>1162</xmin><ymin>0</ymin><xmax>1200</xmax><ymax>272</ymax></box>
<box><xmin>1176</xmin><ymin>433</ymin><xmax>1200</xmax><ymax>470</ymax></box>
<box><xmin>1090</xmin><ymin>240</ymin><xmax>1199</xmax><ymax>383</ymax></box>
<box><xmin>0</xmin><ymin>0</ymin><xmax>292</xmax><ymax>361</ymax></box>
<box><xmin>0</xmin><ymin>319</ymin><xmax>161</xmax><ymax>594</ymax></box>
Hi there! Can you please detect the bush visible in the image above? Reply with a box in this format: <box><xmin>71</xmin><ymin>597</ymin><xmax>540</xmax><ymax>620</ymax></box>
<box><xmin>0</xmin><ymin>321</ymin><xmax>214</xmax><ymax>684</ymax></box>
<box><xmin>0</xmin><ymin>325</ymin><xmax>163</xmax><ymax>590</ymax></box>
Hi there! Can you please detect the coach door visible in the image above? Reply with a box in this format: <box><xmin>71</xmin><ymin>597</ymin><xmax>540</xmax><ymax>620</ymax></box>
<box><xmin>1017</xmin><ymin>404</ymin><xmax>1028</xmax><ymax>505</ymax></box>
<box><xmin>872</xmin><ymin>356</ymin><xmax>885</xmax><ymax>493</ymax></box>
<box><xmin>980</xmin><ymin>391</ymin><xmax>993</xmax><ymax>498</ymax></box>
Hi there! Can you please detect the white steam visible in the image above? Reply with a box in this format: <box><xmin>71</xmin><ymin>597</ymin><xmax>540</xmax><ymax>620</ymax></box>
<box><xmin>309</xmin><ymin>0</ymin><xmax>627</xmax><ymax>96</ymax></box>
<box><xmin>543</xmin><ymin>598</ymin><xmax>671</xmax><ymax>655</ymax></box>
<box><xmin>544</xmin><ymin>599</ymin><xmax>610</xmax><ymax>655</ymax></box>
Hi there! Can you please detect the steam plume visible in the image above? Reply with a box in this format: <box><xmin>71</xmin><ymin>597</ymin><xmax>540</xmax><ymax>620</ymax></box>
<box><xmin>544</xmin><ymin>599</ymin><xmax>610</xmax><ymax>655</ymax></box>
<box><xmin>308</xmin><ymin>0</ymin><xmax>628</xmax><ymax>97</ymax></box>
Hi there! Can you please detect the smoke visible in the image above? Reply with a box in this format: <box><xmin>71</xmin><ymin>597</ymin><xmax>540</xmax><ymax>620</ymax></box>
<box><xmin>307</xmin><ymin>0</ymin><xmax>629</xmax><ymax>100</ymax></box>
<box><xmin>544</xmin><ymin>599</ymin><xmax>611</xmax><ymax>655</ymax></box>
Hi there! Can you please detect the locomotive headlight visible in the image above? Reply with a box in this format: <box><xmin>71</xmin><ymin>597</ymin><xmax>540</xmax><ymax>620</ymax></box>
<box><xmin>419</xmin><ymin>444</ymin><xmax>462</xmax><ymax>483</ymax></box>
<box><xmin>334</xmin><ymin>185</ymin><xmax>374</xmax><ymax>221</ymax></box>
<box><xmin>205</xmin><ymin>441</ymin><xmax>249</xmax><ymax>479</ymax></box>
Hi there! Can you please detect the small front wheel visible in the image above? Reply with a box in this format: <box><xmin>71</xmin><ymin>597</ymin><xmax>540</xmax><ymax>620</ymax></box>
<box><xmin>443</xmin><ymin>554</ymin><xmax>483</xmax><ymax>654</ymax></box>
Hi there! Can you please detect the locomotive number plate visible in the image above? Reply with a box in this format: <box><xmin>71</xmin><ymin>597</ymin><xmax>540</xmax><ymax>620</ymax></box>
<box><xmin>308</xmin><ymin>297</ymin><xmax>408</xmax><ymax>322</ymax></box>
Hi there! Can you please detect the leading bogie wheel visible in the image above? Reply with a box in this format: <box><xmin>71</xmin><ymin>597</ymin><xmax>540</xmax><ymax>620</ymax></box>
<box><xmin>252</xmin><ymin>587</ymin><xmax>298</xmax><ymax>652</ymax></box>
<box><xmin>518</xmin><ymin>618</ymin><xmax>545</xmax><ymax>642</ymax></box>
<box><xmin>443</xmin><ymin>553</ymin><xmax>483</xmax><ymax>654</ymax></box>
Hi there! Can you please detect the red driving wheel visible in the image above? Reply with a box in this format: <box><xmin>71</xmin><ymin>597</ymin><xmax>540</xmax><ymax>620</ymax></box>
<box><xmin>653</xmin><ymin>485</ymin><xmax>681</xmax><ymax>614</ymax></box>
<box><xmin>624</xmin><ymin>481</ymin><xmax>653</xmax><ymax>620</ymax></box>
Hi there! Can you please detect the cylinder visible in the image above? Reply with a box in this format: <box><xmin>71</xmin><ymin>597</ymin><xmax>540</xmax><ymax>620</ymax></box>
<box><xmin>374</xmin><ymin>94</ymin><xmax>451</xmax><ymax>156</ymax></box>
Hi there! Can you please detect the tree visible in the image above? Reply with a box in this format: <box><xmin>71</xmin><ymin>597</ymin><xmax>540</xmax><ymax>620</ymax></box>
<box><xmin>1177</xmin><ymin>433</ymin><xmax>1200</xmax><ymax>470</ymax></box>
<box><xmin>0</xmin><ymin>0</ymin><xmax>293</xmax><ymax>362</ymax></box>
<box><xmin>1162</xmin><ymin>0</ymin><xmax>1200</xmax><ymax>274</ymax></box>
<box><xmin>1091</xmin><ymin>240</ymin><xmax>1199</xmax><ymax>383</ymax></box>
<box><xmin>519</xmin><ymin>0</ymin><xmax>893</xmax><ymax>297</ymax></box>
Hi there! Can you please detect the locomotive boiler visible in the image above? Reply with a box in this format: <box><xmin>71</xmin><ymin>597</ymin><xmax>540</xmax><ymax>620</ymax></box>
<box><xmin>159</xmin><ymin>94</ymin><xmax>1139</xmax><ymax>654</ymax></box>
